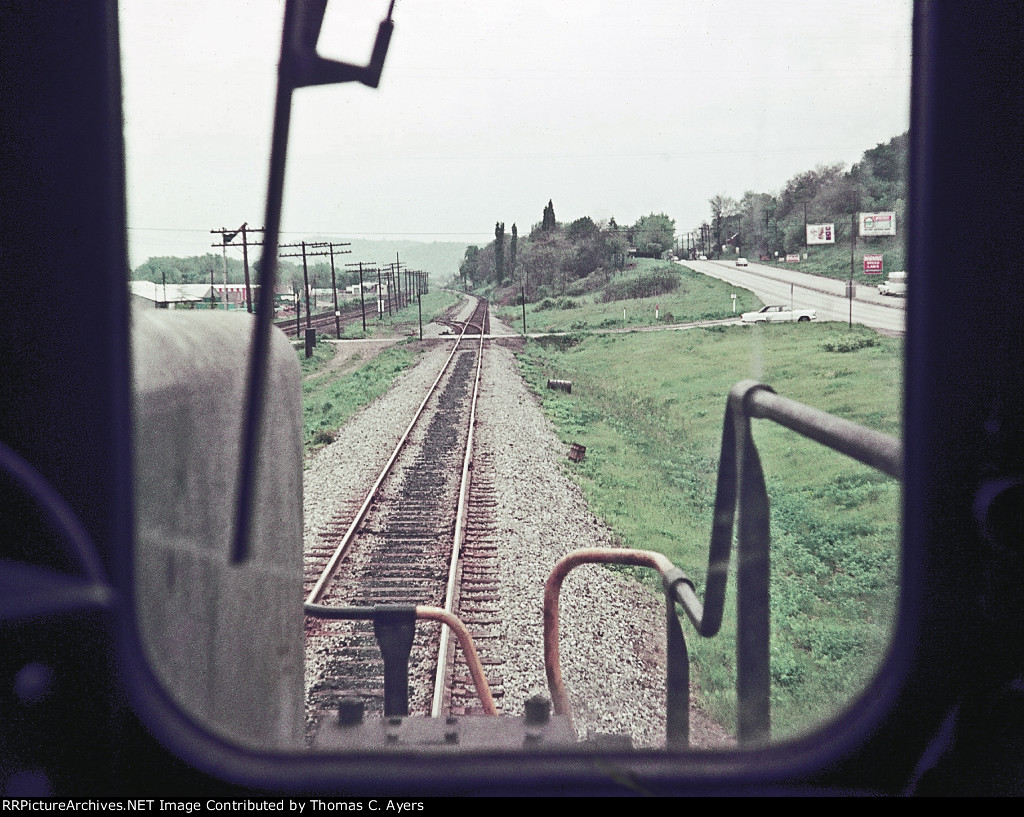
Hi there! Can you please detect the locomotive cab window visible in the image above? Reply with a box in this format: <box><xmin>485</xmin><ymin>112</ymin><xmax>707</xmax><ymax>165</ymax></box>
<box><xmin>119</xmin><ymin>0</ymin><xmax>912</xmax><ymax>779</ymax></box>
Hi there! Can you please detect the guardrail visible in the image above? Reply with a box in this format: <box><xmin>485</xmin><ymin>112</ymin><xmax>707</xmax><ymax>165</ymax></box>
<box><xmin>544</xmin><ymin>379</ymin><xmax>902</xmax><ymax>748</ymax></box>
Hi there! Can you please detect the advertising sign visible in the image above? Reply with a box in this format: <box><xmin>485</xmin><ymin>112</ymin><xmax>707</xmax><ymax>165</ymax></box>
<box><xmin>806</xmin><ymin>223</ymin><xmax>835</xmax><ymax>244</ymax></box>
<box><xmin>859</xmin><ymin>212</ymin><xmax>897</xmax><ymax>236</ymax></box>
<box><xmin>786</xmin><ymin>254</ymin><xmax>800</xmax><ymax>263</ymax></box>
<box><xmin>863</xmin><ymin>254</ymin><xmax>884</xmax><ymax>274</ymax></box>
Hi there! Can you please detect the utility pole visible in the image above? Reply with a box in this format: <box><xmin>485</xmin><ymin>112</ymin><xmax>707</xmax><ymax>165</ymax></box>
<box><xmin>849</xmin><ymin>173</ymin><xmax>859</xmax><ymax>330</ymax></box>
<box><xmin>376</xmin><ymin>265</ymin><xmax>384</xmax><ymax>319</ymax></box>
<box><xmin>212</xmin><ymin>225</ymin><xmax>266</xmax><ymax>313</ymax></box>
<box><xmin>323</xmin><ymin>240</ymin><xmax>351</xmax><ymax>338</ymax></box>
<box><xmin>384</xmin><ymin>264</ymin><xmax>394</xmax><ymax>316</ymax></box>
<box><xmin>396</xmin><ymin>253</ymin><xmax>403</xmax><ymax>309</ymax></box>
<box><xmin>211</xmin><ymin>226</ymin><xmax>241</xmax><ymax>310</ymax></box>
<box><xmin>347</xmin><ymin>260</ymin><xmax>373</xmax><ymax>332</ymax></box>
<box><xmin>241</xmin><ymin>224</ymin><xmax>253</xmax><ymax>312</ymax></box>
<box><xmin>522</xmin><ymin>277</ymin><xmax>527</xmax><ymax>335</ymax></box>
<box><xmin>279</xmin><ymin>240</ymin><xmax>334</xmax><ymax>330</ymax></box>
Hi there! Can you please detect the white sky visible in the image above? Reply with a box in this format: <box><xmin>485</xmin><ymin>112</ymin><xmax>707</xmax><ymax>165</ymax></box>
<box><xmin>120</xmin><ymin>0</ymin><xmax>913</xmax><ymax>268</ymax></box>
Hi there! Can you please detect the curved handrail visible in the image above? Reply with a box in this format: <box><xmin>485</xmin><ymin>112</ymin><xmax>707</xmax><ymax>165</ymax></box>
<box><xmin>543</xmin><ymin>380</ymin><xmax>903</xmax><ymax>747</ymax></box>
<box><xmin>304</xmin><ymin>602</ymin><xmax>497</xmax><ymax>716</ymax></box>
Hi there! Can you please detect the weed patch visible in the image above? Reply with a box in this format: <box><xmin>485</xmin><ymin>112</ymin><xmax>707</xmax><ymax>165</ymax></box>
<box><xmin>601</xmin><ymin>267</ymin><xmax>681</xmax><ymax>302</ymax></box>
<box><xmin>300</xmin><ymin>344</ymin><xmax>420</xmax><ymax>455</ymax></box>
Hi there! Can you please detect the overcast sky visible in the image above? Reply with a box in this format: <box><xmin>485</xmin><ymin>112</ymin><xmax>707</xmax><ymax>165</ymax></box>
<box><xmin>120</xmin><ymin>0</ymin><xmax>913</xmax><ymax>269</ymax></box>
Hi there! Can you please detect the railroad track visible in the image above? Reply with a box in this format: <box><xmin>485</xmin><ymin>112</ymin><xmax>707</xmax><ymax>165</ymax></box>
<box><xmin>303</xmin><ymin>298</ymin><xmax>502</xmax><ymax>731</ymax></box>
<box><xmin>276</xmin><ymin>303</ymin><xmax>367</xmax><ymax>338</ymax></box>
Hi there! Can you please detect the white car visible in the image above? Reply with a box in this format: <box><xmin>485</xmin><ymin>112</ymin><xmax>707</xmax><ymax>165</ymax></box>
<box><xmin>698</xmin><ymin>254</ymin><xmax>708</xmax><ymax>261</ymax></box>
<box><xmin>736</xmin><ymin>257</ymin><xmax>749</xmax><ymax>266</ymax></box>
<box><xmin>741</xmin><ymin>304</ymin><xmax>816</xmax><ymax>324</ymax></box>
<box><xmin>877</xmin><ymin>271</ymin><xmax>908</xmax><ymax>296</ymax></box>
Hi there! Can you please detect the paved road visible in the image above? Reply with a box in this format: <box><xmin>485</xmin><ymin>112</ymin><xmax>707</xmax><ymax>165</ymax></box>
<box><xmin>678</xmin><ymin>258</ymin><xmax>906</xmax><ymax>335</ymax></box>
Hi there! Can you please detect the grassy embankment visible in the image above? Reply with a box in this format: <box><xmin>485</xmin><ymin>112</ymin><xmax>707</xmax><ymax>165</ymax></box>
<box><xmin>493</xmin><ymin>258</ymin><xmax>762</xmax><ymax>334</ymax></box>
<box><xmin>514</xmin><ymin>291</ymin><xmax>901</xmax><ymax>740</ymax></box>
<box><xmin>302</xmin><ymin>288</ymin><xmax>461</xmax><ymax>340</ymax></box>
<box><xmin>755</xmin><ymin>234</ymin><xmax>905</xmax><ymax>282</ymax></box>
<box><xmin>297</xmin><ymin>289</ymin><xmax>461</xmax><ymax>455</ymax></box>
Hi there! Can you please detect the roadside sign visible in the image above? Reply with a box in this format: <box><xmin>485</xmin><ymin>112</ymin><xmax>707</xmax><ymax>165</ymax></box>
<box><xmin>859</xmin><ymin>212</ymin><xmax>897</xmax><ymax>237</ymax></box>
<box><xmin>863</xmin><ymin>254</ymin><xmax>884</xmax><ymax>274</ymax></box>
<box><xmin>786</xmin><ymin>253</ymin><xmax>800</xmax><ymax>263</ymax></box>
<box><xmin>806</xmin><ymin>223</ymin><xmax>835</xmax><ymax>244</ymax></box>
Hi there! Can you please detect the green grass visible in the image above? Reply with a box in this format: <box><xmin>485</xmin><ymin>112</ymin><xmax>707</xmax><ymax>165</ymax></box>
<box><xmin>299</xmin><ymin>343</ymin><xmax>421</xmax><ymax>456</ymax></box>
<box><xmin>296</xmin><ymin>289</ymin><xmax>461</xmax><ymax>455</ymax></box>
<box><xmin>494</xmin><ymin>259</ymin><xmax>762</xmax><ymax>333</ymax></box>
<box><xmin>755</xmin><ymin>236</ymin><xmax>905</xmax><ymax>282</ymax></box>
<box><xmin>312</xmin><ymin>289</ymin><xmax>461</xmax><ymax>340</ymax></box>
<box><xmin>516</xmin><ymin>321</ymin><xmax>902</xmax><ymax>740</ymax></box>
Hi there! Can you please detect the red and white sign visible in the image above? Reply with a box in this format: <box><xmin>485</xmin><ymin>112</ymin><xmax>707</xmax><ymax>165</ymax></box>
<box><xmin>863</xmin><ymin>254</ymin><xmax>884</xmax><ymax>274</ymax></box>
<box><xmin>786</xmin><ymin>253</ymin><xmax>800</xmax><ymax>263</ymax></box>
<box><xmin>859</xmin><ymin>212</ymin><xmax>897</xmax><ymax>237</ymax></box>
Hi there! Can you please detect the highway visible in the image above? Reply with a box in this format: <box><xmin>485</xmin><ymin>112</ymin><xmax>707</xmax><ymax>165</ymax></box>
<box><xmin>678</xmin><ymin>258</ymin><xmax>906</xmax><ymax>335</ymax></box>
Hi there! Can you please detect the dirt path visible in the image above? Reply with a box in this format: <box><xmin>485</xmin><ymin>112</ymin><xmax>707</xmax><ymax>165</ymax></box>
<box><xmin>303</xmin><ymin>339</ymin><xmax>400</xmax><ymax>382</ymax></box>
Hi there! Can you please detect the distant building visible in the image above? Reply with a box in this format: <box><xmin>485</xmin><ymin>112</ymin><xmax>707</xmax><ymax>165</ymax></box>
<box><xmin>129</xmin><ymin>281</ymin><xmax>282</xmax><ymax>311</ymax></box>
<box><xmin>346</xmin><ymin>282</ymin><xmax>380</xmax><ymax>296</ymax></box>
<box><xmin>129</xmin><ymin>281</ymin><xmax>211</xmax><ymax>309</ymax></box>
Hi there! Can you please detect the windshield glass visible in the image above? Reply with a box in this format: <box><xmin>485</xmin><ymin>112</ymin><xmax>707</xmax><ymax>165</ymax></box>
<box><xmin>121</xmin><ymin>0</ymin><xmax>912</xmax><ymax>752</ymax></box>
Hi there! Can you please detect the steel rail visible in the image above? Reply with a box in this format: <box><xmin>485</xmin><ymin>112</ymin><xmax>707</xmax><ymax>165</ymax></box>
<box><xmin>304</xmin><ymin>602</ymin><xmax>497</xmax><ymax>716</ymax></box>
<box><xmin>418</xmin><ymin>606</ymin><xmax>497</xmax><ymax>716</ymax></box>
<box><xmin>304</xmin><ymin>300</ymin><xmax>480</xmax><ymax>605</ymax></box>
<box><xmin>431</xmin><ymin>300</ymin><xmax>488</xmax><ymax>717</ymax></box>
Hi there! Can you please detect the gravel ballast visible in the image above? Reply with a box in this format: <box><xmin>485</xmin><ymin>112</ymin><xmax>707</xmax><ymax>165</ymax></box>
<box><xmin>303</xmin><ymin>299</ymin><xmax>734</xmax><ymax>750</ymax></box>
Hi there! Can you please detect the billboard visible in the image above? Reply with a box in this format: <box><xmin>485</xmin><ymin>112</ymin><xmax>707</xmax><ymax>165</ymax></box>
<box><xmin>806</xmin><ymin>223</ymin><xmax>835</xmax><ymax>244</ymax></box>
<box><xmin>863</xmin><ymin>254</ymin><xmax>884</xmax><ymax>274</ymax></box>
<box><xmin>859</xmin><ymin>211</ymin><xmax>897</xmax><ymax>236</ymax></box>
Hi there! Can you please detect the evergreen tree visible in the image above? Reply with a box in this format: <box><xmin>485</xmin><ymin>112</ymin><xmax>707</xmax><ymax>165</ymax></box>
<box><xmin>495</xmin><ymin>222</ymin><xmax>505</xmax><ymax>283</ymax></box>
<box><xmin>509</xmin><ymin>223</ymin><xmax>518</xmax><ymax>278</ymax></box>
<box><xmin>542</xmin><ymin>200</ymin><xmax>557</xmax><ymax>231</ymax></box>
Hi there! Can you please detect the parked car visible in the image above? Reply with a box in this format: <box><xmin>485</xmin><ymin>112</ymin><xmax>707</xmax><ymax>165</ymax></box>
<box><xmin>740</xmin><ymin>304</ymin><xmax>816</xmax><ymax>323</ymax></box>
<box><xmin>736</xmin><ymin>257</ymin><xmax>749</xmax><ymax>266</ymax></box>
<box><xmin>878</xmin><ymin>270</ymin><xmax>908</xmax><ymax>296</ymax></box>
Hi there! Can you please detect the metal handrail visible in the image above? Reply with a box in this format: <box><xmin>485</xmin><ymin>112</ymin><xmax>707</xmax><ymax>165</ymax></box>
<box><xmin>304</xmin><ymin>603</ymin><xmax>497</xmax><ymax>716</ymax></box>
<box><xmin>542</xmin><ymin>380</ymin><xmax>903</xmax><ymax>748</ymax></box>
<box><xmin>543</xmin><ymin>548</ymin><xmax>694</xmax><ymax>747</ymax></box>
<box><xmin>711</xmin><ymin>380</ymin><xmax>902</xmax><ymax>745</ymax></box>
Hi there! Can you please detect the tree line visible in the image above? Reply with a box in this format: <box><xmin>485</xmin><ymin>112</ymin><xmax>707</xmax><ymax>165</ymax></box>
<box><xmin>694</xmin><ymin>131</ymin><xmax>908</xmax><ymax>260</ymax></box>
<box><xmin>459</xmin><ymin>200</ymin><xmax>676</xmax><ymax>299</ymax></box>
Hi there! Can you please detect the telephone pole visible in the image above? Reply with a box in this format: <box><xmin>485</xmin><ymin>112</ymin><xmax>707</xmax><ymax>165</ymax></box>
<box><xmin>280</xmin><ymin>241</ymin><xmax>332</xmax><ymax>330</ymax></box>
<box><xmin>212</xmin><ymin>224</ymin><xmax>265</xmax><ymax>313</ymax></box>
<box><xmin>347</xmin><ymin>261</ymin><xmax>373</xmax><ymax>332</ymax></box>
<box><xmin>323</xmin><ymin>240</ymin><xmax>352</xmax><ymax>338</ymax></box>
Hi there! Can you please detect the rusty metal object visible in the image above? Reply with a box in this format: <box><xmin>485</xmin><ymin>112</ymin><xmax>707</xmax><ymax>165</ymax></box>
<box><xmin>418</xmin><ymin>606</ymin><xmax>497</xmax><ymax>716</ymax></box>
<box><xmin>568</xmin><ymin>443</ymin><xmax>586</xmax><ymax>462</ymax></box>
<box><xmin>543</xmin><ymin>549</ymin><xmax>680</xmax><ymax>725</ymax></box>
<box><xmin>548</xmin><ymin>381</ymin><xmax>902</xmax><ymax>749</ymax></box>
